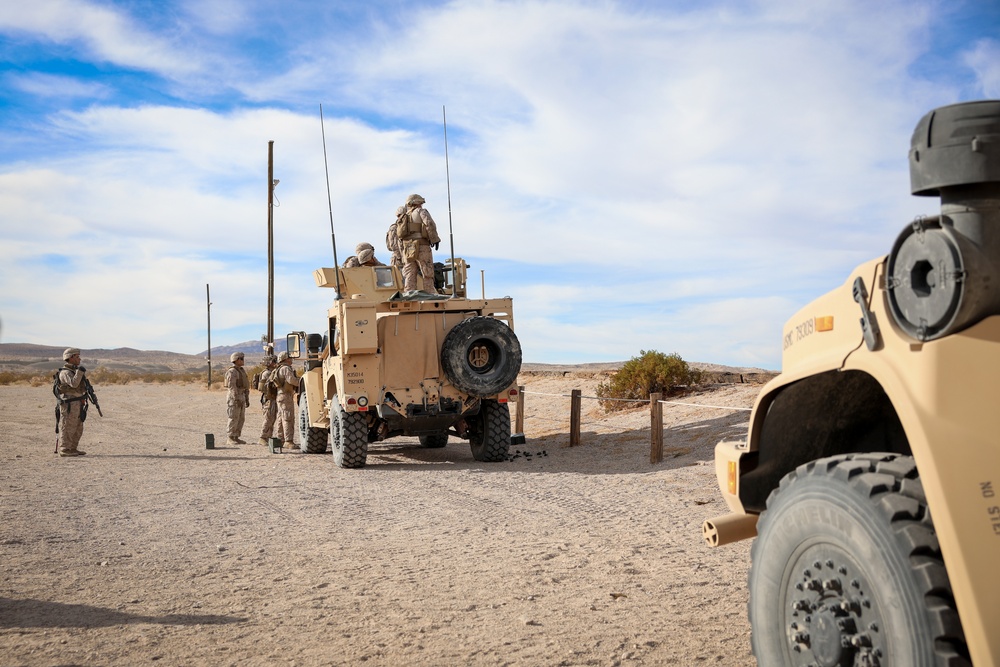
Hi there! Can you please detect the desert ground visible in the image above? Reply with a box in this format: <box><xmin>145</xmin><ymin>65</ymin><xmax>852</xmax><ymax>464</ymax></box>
<box><xmin>1</xmin><ymin>371</ymin><xmax>760</xmax><ymax>666</ymax></box>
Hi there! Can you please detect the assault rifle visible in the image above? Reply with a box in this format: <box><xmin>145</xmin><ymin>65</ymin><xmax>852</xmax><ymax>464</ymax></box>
<box><xmin>84</xmin><ymin>377</ymin><xmax>103</xmax><ymax>417</ymax></box>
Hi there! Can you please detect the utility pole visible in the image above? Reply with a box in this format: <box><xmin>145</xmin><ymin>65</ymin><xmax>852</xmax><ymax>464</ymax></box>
<box><xmin>206</xmin><ymin>283</ymin><xmax>212</xmax><ymax>388</ymax></box>
<box><xmin>267</xmin><ymin>140</ymin><xmax>275</xmax><ymax>349</ymax></box>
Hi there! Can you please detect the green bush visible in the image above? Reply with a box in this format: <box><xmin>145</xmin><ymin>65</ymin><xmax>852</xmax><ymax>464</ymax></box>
<box><xmin>596</xmin><ymin>350</ymin><xmax>702</xmax><ymax>412</ymax></box>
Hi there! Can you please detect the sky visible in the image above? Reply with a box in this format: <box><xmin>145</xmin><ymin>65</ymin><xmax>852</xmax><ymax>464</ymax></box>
<box><xmin>1</xmin><ymin>0</ymin><xmax>998</xmax><ymax>369</ymax></box>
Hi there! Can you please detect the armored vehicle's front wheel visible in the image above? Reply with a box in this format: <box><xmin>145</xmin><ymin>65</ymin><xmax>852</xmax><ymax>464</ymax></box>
<box><xmin>441</xmin><ymin>316</ymin><xmax>522</xmax><ymax>397</ymax></box>
<box><xmin>331</xmin><ymin>399</ymin><xmax>368</xmax><ymax>468</ymax></box>
<box><xmin>468</xmin><ymin>399</ymin><xmax>511</xmax><ymax>462</ymax></box>
<box><xmin>297</xmin><ymin>391</ymin><xmax>329</xmax><ymax>454</ymax></box>
<box><xmin>419</xmin><ymin>433</ymin><xmax>449</xmax><ymax>448</ymax></box>
<box><xmin>749</xmin><ymin>453</ymin><xmax>968</xmax><ymax>666</ymax></box>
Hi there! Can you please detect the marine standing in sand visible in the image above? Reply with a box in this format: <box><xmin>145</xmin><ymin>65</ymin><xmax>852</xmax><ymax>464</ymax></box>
<box><xmin>274</xmin><ymin>351</ymin><xmax>301</xmax><ymax>449</ymax></box>
<box><xmin>224</xmin><ymin>351</ymin><xmax>250</xmax><ymax>445</ymax></box>
<box><xmin>256</xmin><ymin>355</ymin><xmax>282</xmax><ymax>446</ymax></box>
<box><xmin>398</xmin><ymin>194</ymin><xmax>441</xmax><ymax>292</ymax></box>
<box><xmin>55</xmin><ymin>348</ymin><xmax>90</xmax><ymax>457</ymax></box>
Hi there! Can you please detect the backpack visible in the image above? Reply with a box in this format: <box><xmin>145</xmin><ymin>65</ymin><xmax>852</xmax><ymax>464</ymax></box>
<box><xmin>252</xmin><ymin>371</ymin><xmax>262</xmax><ymax>391</ymax></box>
<box><xmin>394</xmin><ymin>209</ymin><xmax>410</xmax><ymax>241</ymax></box>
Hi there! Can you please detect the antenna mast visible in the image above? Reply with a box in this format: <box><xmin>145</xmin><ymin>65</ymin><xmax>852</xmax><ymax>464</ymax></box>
<box><xmin>320</xmin><ymin>104</ymin><xmax>342</xmax><ymax>297</ymax></box>
<box><xmin>443</xmin><ymin>105</ymin><xmax>456</xmax><ymax>297</ymax></box>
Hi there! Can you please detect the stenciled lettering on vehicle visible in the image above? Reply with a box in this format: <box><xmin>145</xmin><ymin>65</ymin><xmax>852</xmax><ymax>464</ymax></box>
<box><xmin>782</xmin><ymin>317</ymin><xmax>817</xmax><ymax>350</ymax></box>
<box><xmin>982</xmin><ymin>481</ymin><xmax>1000</xmax><ymax>536</ymax></box>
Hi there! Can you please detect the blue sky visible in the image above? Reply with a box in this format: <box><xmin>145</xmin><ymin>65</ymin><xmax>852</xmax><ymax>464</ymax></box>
<box><xmin>1</xmin><ymin>0</ymin><xmax>998</xmax><ymax>368</ymax></box>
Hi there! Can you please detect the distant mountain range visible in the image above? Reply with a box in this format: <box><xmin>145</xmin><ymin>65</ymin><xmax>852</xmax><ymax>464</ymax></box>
<box><xmin>0</xmin><ymin>340</ymin><xmax>285</xmax><ymax>373</ymax></box>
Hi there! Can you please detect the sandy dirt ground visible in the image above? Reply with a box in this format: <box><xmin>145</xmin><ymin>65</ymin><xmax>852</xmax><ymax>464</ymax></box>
<box><xmin>0</xmin><ymin>374</ymin><xmax>759</xmax><ymax>666</ymax></box>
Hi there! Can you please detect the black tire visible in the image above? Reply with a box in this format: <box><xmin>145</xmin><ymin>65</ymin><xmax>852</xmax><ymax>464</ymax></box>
<box><xmin>749</xmin><ymin>453</ymin><xmax>968</xmax><ymax>667</ymax></box>
<box><xmin>331</xmin><ymin>399</ymin><xmax>368</xmax><ymax>468</ymax></box>
<box><xmin>297</xmin><ymin>391</ymin><xmax>329</xmax><ymax>454</ymax></box>
<box><xmin>441</xmin><ymin>317</ymin><xmax>521</xmax><ymax>397</ymax></box>
<box><xmin>468</xmin><ymin>400</ymin><xmax>510</xmax><ymax>462</ymax></box>
<box><xmin>419</xmin><ymin>433</ymin><xmax>449</xmax><ymax>448</ymax></box>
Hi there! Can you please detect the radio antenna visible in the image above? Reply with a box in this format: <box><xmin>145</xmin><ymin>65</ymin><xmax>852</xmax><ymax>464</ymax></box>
<box><xmin>443</xmin><ymin>105</ymin><xmax>456</xmax><ymax>297</ymax></box>
<box><xmin>320</xmin><ymin>103</ymin><xmax>342</xmax><ymax>297</ymax></box>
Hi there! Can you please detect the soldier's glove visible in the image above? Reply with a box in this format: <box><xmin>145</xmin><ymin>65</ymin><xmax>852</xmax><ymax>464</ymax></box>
<box><xmin>433</xmin><ymin>242</ymin><xmax>440</xmax><ymax>251</ymax></box>
<box><xmin>77</xmin><ymin>366</ymin><xmax>87</xmax><ymax>373</ymax></box>
<box><xmin>245</xmin><ymin>397</ymin><xmax>250</xmax><ymax>407</ymax></box>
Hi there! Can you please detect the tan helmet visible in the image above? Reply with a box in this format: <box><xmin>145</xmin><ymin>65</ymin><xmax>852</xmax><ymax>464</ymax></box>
<box><xmin>230</xmin><ymin>351</ymin><xmax>244</xmax><ymax>362</ymax></box>
<box><xmin>277</xmin><ymin>351</ymin><xmax>290</xmax><ymax>362</ymax></box>
<box><xmin>63</xmin><ymin>347</ymin><xmax>81</xmax><ymax>360</ymax></box>
<box><xmin>358</xmin><ymin>248</ymin><xmax>375</xmax><ymax>264</ymax></box>
<box><xmin>355</xmin><ymin>242</ymin><xmax>375</xmax><ymax>254</ymax></box>
<box><xmin>406</xmin><ymin>194</ymin><xmax>425</xmax><ymax>207</ymax></box>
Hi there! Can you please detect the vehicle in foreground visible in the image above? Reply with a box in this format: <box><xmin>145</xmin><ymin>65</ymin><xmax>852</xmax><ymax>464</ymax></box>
<box><xmin>702</xmin><ymin>100</ymin><xmax>1000</xmax><ymax>666</ymax></box>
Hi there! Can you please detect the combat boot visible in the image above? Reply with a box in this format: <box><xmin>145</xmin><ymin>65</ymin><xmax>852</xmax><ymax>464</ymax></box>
<box><xmin>235</xmin><ymin>437</ymin><xmax>247</xmax><ymax>444</ymax></box>
<box><xmin>227</xmin><ymin>437</ymin><xmax>239</xmax><ymax>446</ymax></box>
<box><xmin>59</xmin><ymin>450</ymin><xmax>83</xmax><ymax>457</ymax></box>
<box><xmin>258</xmin><ymin>438</ymin><xmax>268</xmax><ymax>446</ymax></box>
<box><xmin>283</xmin><ymin>441</ymin><xmax>295</xmax><ymax>450</ymax></box>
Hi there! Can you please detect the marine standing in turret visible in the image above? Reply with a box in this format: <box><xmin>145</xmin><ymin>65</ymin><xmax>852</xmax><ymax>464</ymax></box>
<box><xmin>398</xmin><ymin>194</ymin><xmax>441</xmax><ymax>292</ymax></box>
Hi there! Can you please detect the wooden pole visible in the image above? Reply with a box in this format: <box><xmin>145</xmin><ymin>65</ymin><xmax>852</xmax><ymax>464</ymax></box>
<box><xmin>206</xmin><ymin>283</ymin><xmax>212</xmax><ymax>388</ymax></box>
<box><xmin>267</xmin><ymin>140</ymin><xmax>275</xmax><ymax>348</ymax></box>
<box><xmin>650</xmin><ymin>392</ymin><xmax>663</xmax><ymax>463</ymax></box>
<box><xmin>569</xmin><ymin>389</ymin><xmax>581</xmax><ymax>447</ymax></box>
<box><xmin>515</xmin><ymin>385</ymin><xmax>525</xmax><ymax>434</ymax></box>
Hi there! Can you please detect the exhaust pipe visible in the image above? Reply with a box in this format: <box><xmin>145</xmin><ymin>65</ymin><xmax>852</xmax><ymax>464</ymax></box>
<box><xmin>703</xmin><ymin>512</ymin><xmax>758</xmax><ymax>547</ymax></box>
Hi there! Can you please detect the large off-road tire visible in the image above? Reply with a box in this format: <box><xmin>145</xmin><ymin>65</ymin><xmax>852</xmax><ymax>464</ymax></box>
<box><xmin>297</xmin><ymin>391</ymin><xmax>329</xmax><ymax>454</ymax></box>
<box><xmin>468</xmin><ymin>400</ymin><xmax>511</xmax><ymax>462</ymax></box>
<box><xmin>441</xmin><ymin>316</ymin><xmax>521</xmax><ymax>397</ymax></box>
<box><xmin>331</xmin><ymin>399</ymin><xmax>368</xmax><ymax>468</ymax></box>
<box><xmin>419</xmin><ymin>433</ymin><xmax>449</xmax><ymax>448</ymax></box>
<box><xmin>749</xmin><ymin>453</ymin><xmax>969</xmax><ymax>667</ymax></box>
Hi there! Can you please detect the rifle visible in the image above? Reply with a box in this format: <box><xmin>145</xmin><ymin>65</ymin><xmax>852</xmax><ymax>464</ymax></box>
<box><xmin>84</xmin><ymin>377</ymin><xmax>103</xmax><ymax>417</ymax></box>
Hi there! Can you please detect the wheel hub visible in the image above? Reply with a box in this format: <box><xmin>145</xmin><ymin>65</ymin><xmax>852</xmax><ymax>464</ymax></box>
<box><xmin>467</xmin><ymin>340</ymin><xmax>498</xmax><ymax>373</ymax></box>
<box><xmin>785</xmin><ymin>551</ymin><xmax>885</xmax><ymax>666</ymax></box>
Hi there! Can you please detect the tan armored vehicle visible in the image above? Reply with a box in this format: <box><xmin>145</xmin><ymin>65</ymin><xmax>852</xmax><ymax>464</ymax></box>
<box><xmin>702</xmin><ymin>100</ymin><xmax>1000</xmax><ymax>666</ymax></box>
<box><xmin>286</xmin><ymin>257</ymin><xmax>522</xmax><ymax>468</ymax></box>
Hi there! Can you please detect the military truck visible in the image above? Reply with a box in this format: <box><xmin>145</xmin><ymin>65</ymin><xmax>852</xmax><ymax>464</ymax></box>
<box><xmin>702</xmin><ymin>100</ymin><xmax>1000</xmax><ymax>666</ymax></box>
<box><xmin>287</xmin><ymin>256</ymin><xmax>522</xmax><ymax>468</ymax></box>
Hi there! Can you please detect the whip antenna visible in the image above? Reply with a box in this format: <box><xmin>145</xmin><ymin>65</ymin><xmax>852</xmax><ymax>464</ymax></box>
<box><xmin>443</xmin><ymin>105</ymin><xmax>456</xmax><ymax>296</ymax></box>
<box><xmin>320</xmin><ymin>103</ymin><xmax>342</xmax><ymax>297</ymax></box>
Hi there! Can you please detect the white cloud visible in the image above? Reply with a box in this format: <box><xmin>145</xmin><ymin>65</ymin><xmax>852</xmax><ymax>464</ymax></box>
<box><xmin>5</xmin><ymin>72</ymin><xmax>111</xmax><ymax>99</ymax></box>
<box><xmin>965</xmin><ymin>39</ymin><xmax>1000</xmax><ymax>97</ymax></box>
<box><xmin>0</xmin><ymin>0</ymin><xmax>198</xmax><ymax>76</ymax></box>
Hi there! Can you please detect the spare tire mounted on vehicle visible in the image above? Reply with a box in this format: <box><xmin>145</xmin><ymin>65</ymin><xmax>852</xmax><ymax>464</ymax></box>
<box><xmin>441</xmin><ymin>316</ymin><xmax>522</xmax><ymax>397</ymax></box>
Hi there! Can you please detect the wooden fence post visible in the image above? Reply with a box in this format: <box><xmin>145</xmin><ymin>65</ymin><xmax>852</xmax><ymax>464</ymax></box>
<box><xmin>650</xmin><ymin>392</ymin><xmax>663</xmax><ymax>463</ymax></box>
<box><xmin>570</xmin><ymin>389</ymin><xmax>581</xmax><ymax>447</ymax></box>
<box><xmin>515</xmin><ymin>385</ymin><xmax>525</xmax><ymax>434</ymax></box>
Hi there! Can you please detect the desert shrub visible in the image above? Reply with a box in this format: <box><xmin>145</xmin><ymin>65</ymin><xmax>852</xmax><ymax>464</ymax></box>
<box><xmin>596</xmin><ymin>350</ymin><xmax>702</xmax><ymax>412</ymax></box>
<box><xmin>88</xmin><ymin>368</ymin><xmax>132</xmax><ymax>385</ymax></box>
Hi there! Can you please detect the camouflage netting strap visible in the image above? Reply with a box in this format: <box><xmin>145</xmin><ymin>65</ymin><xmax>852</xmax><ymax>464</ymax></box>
<box><xmin>388</xmin><ymin>290</ymin><xmax>450</xmax><ymax>302</ymax></box>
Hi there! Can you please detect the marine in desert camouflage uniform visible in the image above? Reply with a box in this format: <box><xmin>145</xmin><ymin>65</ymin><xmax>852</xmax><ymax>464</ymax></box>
<box><xmin>386</xmin><ymin>206</ymin><xmax>404</xmax><ymax>268</ymax></box>
<box><xmin>343</xmin><ymin>242</ymin><xmax>385</xmax><ymax>268</ymax></box>
<box><xmin>398</xmin><ymin>194</ymin><xmax>441</xmax><ymax>292</ymax></box>
<box><xmin>55</xmin><ymin>347</ymin><xmax>89</xmax><ymax>457</ymax></box>
<box><xmin>274</xmin><ymin>351</ymin><xmax>301</xmax><ymax>449</ymax></box>
<box><xmin>256</xmin><ymin>355</ymin><xmax>283</xmax><ymax>446</ymax></box>
<box><xmin>224</xmin><ymin>351</ymin><xmax>250</xmax><ymax>445</ymax></box>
